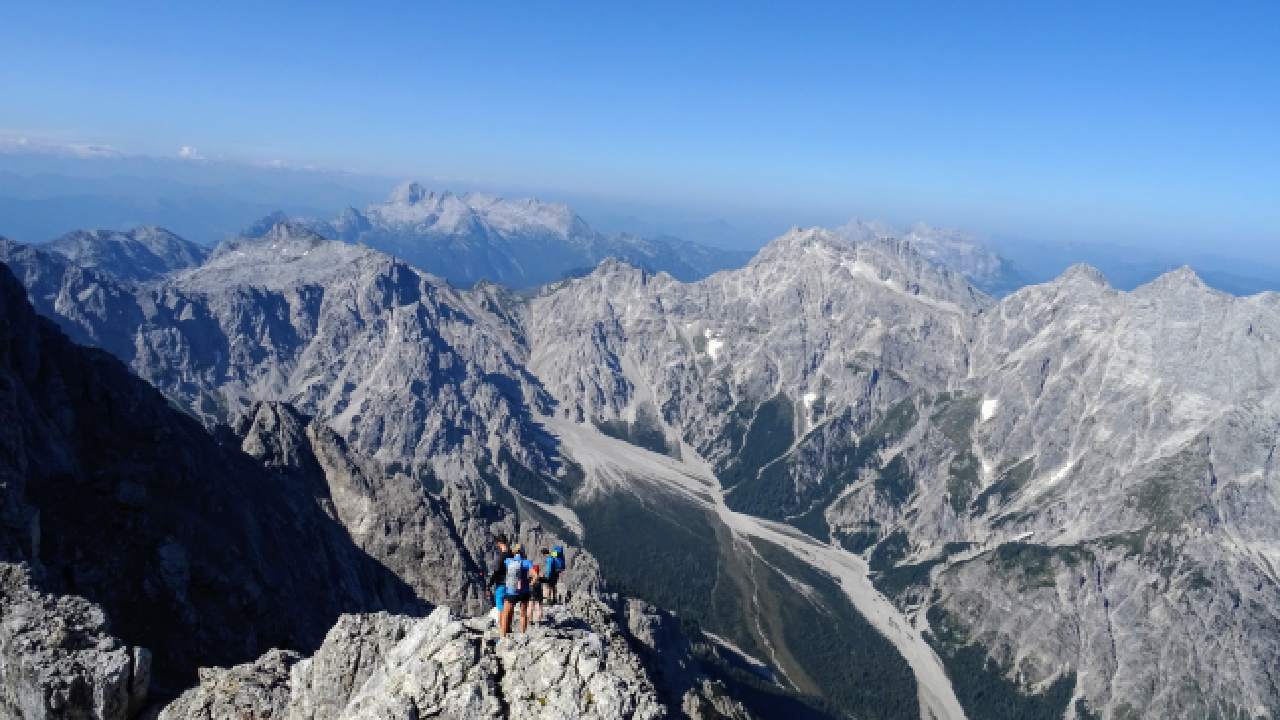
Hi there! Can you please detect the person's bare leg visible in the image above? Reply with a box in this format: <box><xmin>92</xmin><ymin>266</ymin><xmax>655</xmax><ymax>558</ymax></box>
<box><xmin>500</xmin><ymin>603</ymin><xmax>513</xmax><ymax>637</ymax></box>
<box><xmin>519</xmin><ymin>600</ymin><xmax>529</xmax><ymax>633</ymax></box>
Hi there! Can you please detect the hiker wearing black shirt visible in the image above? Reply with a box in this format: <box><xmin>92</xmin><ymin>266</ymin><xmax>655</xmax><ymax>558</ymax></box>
<box><xmin>486</xmin><ymin>535</ymin><xmax>514</xmax><ymax>613</ymax></box>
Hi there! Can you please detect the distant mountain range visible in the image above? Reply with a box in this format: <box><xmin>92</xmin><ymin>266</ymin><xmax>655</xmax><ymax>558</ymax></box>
<box><xmin>251</xmin><ymin>181</ymin><xmax>754</xmax><ymax>288</ymax></box>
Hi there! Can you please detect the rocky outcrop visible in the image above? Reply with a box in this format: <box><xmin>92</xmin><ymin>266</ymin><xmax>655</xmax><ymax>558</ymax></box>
<box><xmin>43</xmin><ymin>227</ymin><xmax>208</xmax><ymax>285</ymax></box>
<box><xmin>160</xmin><ymin>598</ymin><xmax>666</xmax><ymax>720</ymax></box>
<box><xmin>229</xmin><ymin>399</ymin><xmax>602</xmax><ymax>617</ymax></box>
<box><xmin>0</xmin><ymin>563</ymin><xmax>149</xmax><ymax>720</ymax></box>
<box><xmin>617</xmin><ymin>599</ymin><xmax>752</xmax><ymax>720</ymax></box>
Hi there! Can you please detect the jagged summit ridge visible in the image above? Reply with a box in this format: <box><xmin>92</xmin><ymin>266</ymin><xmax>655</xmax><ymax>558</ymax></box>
<box><xmin>42</xmin><ymin>225</ymin><xmax>208</xmax><ymax>283</ymax></box>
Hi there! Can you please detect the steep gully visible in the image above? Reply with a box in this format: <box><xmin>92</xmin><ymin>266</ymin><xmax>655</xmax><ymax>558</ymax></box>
<box><xmin>547</xmin><ymin>418</ymin><xmax>967</xmax><ymax>720</ymax></box>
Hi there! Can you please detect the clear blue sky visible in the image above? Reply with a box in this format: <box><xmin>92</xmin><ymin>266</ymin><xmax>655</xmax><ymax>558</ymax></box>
<box><xmin>2</xmin><ymin>1</ymin><xmax>1277</xmax><ymax>254</ymax></box>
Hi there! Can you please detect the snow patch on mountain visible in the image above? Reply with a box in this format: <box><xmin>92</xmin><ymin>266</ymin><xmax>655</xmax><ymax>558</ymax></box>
<box><xmin>980</xmin><ymin>397</ymin><xmax>998</xmax><ymax>422</ymax></box>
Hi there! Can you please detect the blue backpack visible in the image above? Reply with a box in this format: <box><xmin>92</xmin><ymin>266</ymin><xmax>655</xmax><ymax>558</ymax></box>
<box><xmin>504</xmin><ymin>554</ymin><xmax>529</xmax><ymax>594</ymax></box>
<box><xmin>552</xmin><ymin>545</ymin><xmax>567</xmax><ymax>573</ymax></box>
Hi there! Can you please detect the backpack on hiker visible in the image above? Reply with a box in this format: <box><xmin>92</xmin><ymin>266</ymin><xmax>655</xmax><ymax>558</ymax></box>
<box><xmin>552</xmin><ymin>545</ymin><xmax>567</xmax><ymax>573</ymax></box>
<box><xmin>504</xmin><ymin>554</ymin><xmax>529</xmax><ymax>595</ymax></box>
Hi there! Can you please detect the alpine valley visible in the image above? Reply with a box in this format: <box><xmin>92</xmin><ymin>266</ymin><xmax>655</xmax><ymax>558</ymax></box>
<box><xmin>1</xmin><ymin>187</ymin><xmax>1277</xmax><ymax>720</ymax></box>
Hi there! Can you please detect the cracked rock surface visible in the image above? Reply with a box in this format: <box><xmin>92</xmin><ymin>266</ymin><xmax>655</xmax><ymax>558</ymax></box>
<box><xmin>160</xmin><ymin>597</ymin><xmax>665</xmax><ymax>720</ymax></box>
<box><xmin>0</xmin><ymin>564</ymin><xmax>149</xmax><ymax>720</ymax></box>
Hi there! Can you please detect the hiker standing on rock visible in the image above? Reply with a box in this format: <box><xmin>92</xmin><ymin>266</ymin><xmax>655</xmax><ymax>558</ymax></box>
<box><xmin>486</xmin><ymin>534</ymin><xmax>514</xmax><ymax>618</ymax></box>
<box><xmin>528</xmin><ymin>555</ymin><xmax>546</xmax><ymax>625</ymax></box>
<box><xmin>499</xmin><ymin>543</ymin><xmax>534</xmax><ymax>637</ymax></box>
<box><xmin>543</xmin><ymin>545</ymin><xmax>566</xmax><ymax>604</ymax></box>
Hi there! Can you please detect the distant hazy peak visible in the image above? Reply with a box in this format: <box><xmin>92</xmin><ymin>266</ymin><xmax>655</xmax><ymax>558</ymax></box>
<box><xmin>42</xmin><ymin>225</ymin><xmax>207</xmax><ymax>283</ymax></box>
<box><xmin>389</xmin><ymin>180</ymin><xmax>430</xmax><ymax>205</ymax></box>
<box><xmin>749</xmin><ymin>226</ymin><xmax>847</xmax><ymax>263</ymax></box>
<box><xmin>835</xmin><ymin>218</ymin><xmax>1022</xmax><ymax>296</ymax></box>
<box><xmin>368</xmin><ymin>181</ymin><xmax>587</xmax><ymax>240</ymax></box>
<box><xmin>835</xmin><ymin>218</ymin><xmax>897</xmax><ymax>242</ymax></box>
<box><xmin>1150</xmin><ymin>265</ymin><xmax>1207</xmax><ymax>287</ymax></box>
<box><xmin>1134</xmin><ymin>265</ymin><xmax>1221</xmax><ymax>298</ymax></box>
<box><xmin>1057</xmin><ymin>263</ymin><xmax>1111</xmax><ymax>286</ymax></box>
<box><xmin>268</xmin><ymin>219</ymin><xmax>328</xmax><ymax>242</ymax></box>
<box><xmin>209</xmin><ymin>220</ymin><xmax>336</xmax><ymax>262</ymax></box>
<box><xmin>51</xmin><ymin>225</ymin><xmax>190</xmax><ymax>248</ymax></box>
<box><xmin>240</xmin><ymin>210</ymin><xmax>294</xmax><ymax>238</ymax></box>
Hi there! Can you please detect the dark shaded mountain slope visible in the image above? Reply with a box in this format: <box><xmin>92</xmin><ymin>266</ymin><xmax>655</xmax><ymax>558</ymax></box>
<box><xmin>0</xmin><ymin>259</ymin><xmax>423</xmax><ymax>692</ymax></box>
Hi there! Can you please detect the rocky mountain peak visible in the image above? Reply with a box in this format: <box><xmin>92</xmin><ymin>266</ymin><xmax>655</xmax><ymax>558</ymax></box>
<box><xmin>189</xmin><ymin>222</ymin><xmax>378</xmax><ymax>293</ymax></box>
<box><xmin>235</xmin><ymin>401</ymin><xmax>316</xmax><ymax>471</ymax></box>
<box><xmin>261</xmin><ymin>219</ymin><xmax>327</xmax><ymax>245</ymax></box>
<box><xmin>41</xmin><ymin>225</ymin><xmax>208</xmax><ymax>284</ymax></box>
<box><xmin>836</xmin><ymin>218</ymin><xmax>897</xmax><ymax>242</ymax></box>
<box><xmin>389</xmin><ymin>180</ymin><xmax>430</xmax><ymax>205</ymax></box>
<box><xmin>836</xmin><ymin>218</ymin><xmax>1021</xmax><ymax>295</ymax></box>
<box><xmin>594</xmin><ymin>256</ymin><xmax>651</xmax><ymax>277</ymax></box>
<box><xmin>749</xmin><ymin>226</ymin><xmax>848</xmax><ymax>265</ymax></box>
<box><xmin>214</xmin><ymin>220</ymin><xmax>329</xmax><ymax>256</ymax></box>
<box><xmin>743</xmin><ymin>225</ymin><xmax>991</xmax><ymax>312</ymax></box>
<box><xmin>1056</xmin><ymin>262</ymin><xmax>1111</xmax><ymax>287</ymax></box>
<box><xmin>1140</xmin><ymin>265</ymin><xmax>1213</xmax><ymax>294</ymax></box>
<box><xmin>240</xmin><ymin>210</ymin><xmax>293</xmax><ymax>238</ymax></box>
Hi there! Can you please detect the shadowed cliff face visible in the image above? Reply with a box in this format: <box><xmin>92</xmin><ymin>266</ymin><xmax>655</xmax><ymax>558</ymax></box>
<box><xmin>0</xmin><ymin>259</ymin><xmax>426</xmax><ymax>692</ymax></box>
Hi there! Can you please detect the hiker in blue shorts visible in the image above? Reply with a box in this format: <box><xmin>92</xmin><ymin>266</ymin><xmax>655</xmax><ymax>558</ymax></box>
<box><xmin>486</xmin><ymin>534</ymin><xmax>514</xmax><ymax>615</ymax></box>
<box><xmin>499</xmin><ymin>543</ymin><xmax>534</xmax><ymax>637</ymax></box>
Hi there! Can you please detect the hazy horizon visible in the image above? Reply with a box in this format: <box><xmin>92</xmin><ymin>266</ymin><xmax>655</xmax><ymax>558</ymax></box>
<box><xmin>3</xmin><ymin>3</ymin><xmax>1277</xmax><ymax>264</ymax></box>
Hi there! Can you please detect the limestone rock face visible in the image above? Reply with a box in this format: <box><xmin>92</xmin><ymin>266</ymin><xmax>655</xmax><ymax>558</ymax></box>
<box><xmin>228</xmin><ymin>399</ymin><xmax>600</xmax><ymax>618</ymax></box>
<box><xmin>522</xmin><ymin>237</ymin><xmax>1280</xmax><ymax>717</ymax></box>
<box><xmin>0</xmin><ymin>564</ymin><xmax>149</xmax><ymax>720</ymax></box>
<box><xmin>523</xmin><ymin>228</ymin><xmax>984</xmax><ymax>477</ymax></box>
<box><xmin>156</xmin><ymin>649</ymin><xmax>300</xmax><ymax>720</ymax></box>
<box><xmin>160</xmin><ymin>599</ymin><xmax>666</xmax><ymax>720</ymax></box>
<box><xmin>142</xmin><ymin>222</ymin><xmax>560</xmax><ymax>494</ymax></box>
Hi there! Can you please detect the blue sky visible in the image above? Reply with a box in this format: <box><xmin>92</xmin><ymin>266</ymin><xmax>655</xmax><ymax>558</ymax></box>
<box><xmin>2</xmin><ymin>1</ymin><xmax>1277</xmax><ymax>255</ymax></box>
